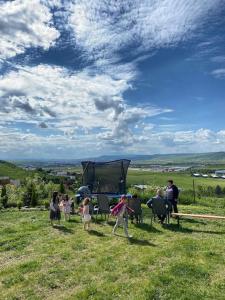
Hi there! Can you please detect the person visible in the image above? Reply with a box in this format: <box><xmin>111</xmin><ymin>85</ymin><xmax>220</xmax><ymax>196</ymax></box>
<box><xmin>128</xmin><ymin>194</ymin><xmax>142</xmax><ymax>224</ymax></box>
<box><xmin>78</xmin><ymin>185</ymin><xmax>91</xmax><ymax>199</ymax></box>
<box><xmin>61</xmin><ymin>194</ymin><xmax>72</xmax><ymax>221</ymax></box>
<box><xmin>111</xmin><ymin>195</ymin><xmax>134</xmax><ymax>238</ymax></box>
<box><xmin>82</xmin><ymin>197</ymin><xmax>91</xmax><ymax>230</ymax></box>
<box><xmin>166</xmin><ymin>180</ymin><xmax>179</xmax><ymax>213</ymax></box>
<box><xmin>50</xmin><ymin>191</ymin><xmax>61</xmax><ymax>226</ymax></box>
<box><xmin>147</xmin><ymin>189</ymin><xmax>171</xmax><ymax>224</ymax></box>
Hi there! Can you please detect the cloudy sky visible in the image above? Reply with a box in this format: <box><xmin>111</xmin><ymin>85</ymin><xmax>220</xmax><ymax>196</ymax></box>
<box><xmin>1</xmin><ymin>0</ymin><xmax>225</xmax><ymax>159</ymax></box>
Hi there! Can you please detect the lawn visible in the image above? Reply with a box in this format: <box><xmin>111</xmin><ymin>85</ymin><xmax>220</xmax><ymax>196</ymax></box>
<box><xmin>0</xmin><ymin>205</ymin><xmax>225</xmax><ymax>300</ymax></box>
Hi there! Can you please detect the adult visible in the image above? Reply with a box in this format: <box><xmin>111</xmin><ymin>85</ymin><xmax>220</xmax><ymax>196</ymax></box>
<box><xmin>166</xmin><ymin>180</ymin><xmax>179</xmax><ymax>213</ymax></box>
<box><xmin>49</xmin><ymin>191</ymin><xmax>61</xmax><ymax>225</ymax></box>
<box><xmin>147</xmin><ymin>189</ymin><xmax>171</xmax><ymax>224</ymax></box>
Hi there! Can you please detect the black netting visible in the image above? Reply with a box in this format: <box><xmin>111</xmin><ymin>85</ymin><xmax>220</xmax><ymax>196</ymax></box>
<box><xmin>81</xmin><ymin>159</ymin><xmax>131</xmax><ymax>194</ymax></box>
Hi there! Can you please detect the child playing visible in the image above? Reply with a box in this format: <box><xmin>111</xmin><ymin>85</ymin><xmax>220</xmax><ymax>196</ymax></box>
<box><xmin>61</xmin><ymin>194</ymin><xmax>72</xmax><ymax>221</ymax></box>
<box><xmin>50</xmin><ymin>191</ymin><xmax>61</xmax><ymax>226</ymax></box>
<box><xmin>82</xmin><ymin>198</ymin><xmax>91</xmax><ymax>230</ymax></box>
<box><xmin>111</xmin><ymin>195</ymin><xmax>134</xmax><ymax>238</ymax></box>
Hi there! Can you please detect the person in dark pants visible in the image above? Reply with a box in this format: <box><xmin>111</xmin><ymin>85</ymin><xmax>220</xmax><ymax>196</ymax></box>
<box><xmin>166</xmin><ymin>180</ymin><xmax>179</xmax><ymax>213</ymax></box>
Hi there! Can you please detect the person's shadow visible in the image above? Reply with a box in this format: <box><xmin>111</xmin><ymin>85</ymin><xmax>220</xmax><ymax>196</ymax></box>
<box><xmin>129</xmin><ymin>237</ymin><xmax>156</xmax><ymax>247</ymax></box>
<box><xmin>87</xmin><ymin>229</ymin><xmax>105</xmax><ymax>237</ymax></box>
<box><xmin>53</xmin><ymin>225</ymin><xmax>74</xmax><ymax>234</ymax></box>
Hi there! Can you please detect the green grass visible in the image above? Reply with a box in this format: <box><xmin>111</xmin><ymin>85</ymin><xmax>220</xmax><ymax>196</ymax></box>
<box><xmin>127</xmin><ymin>170</ymin><xmax>225</xmax><ymax>189</ymax></box>
<box><xmin>0</xmin><ymin>161</ymin><xmax>34</xmax><ymax>180</ymax></box>
<box><xmin>0</xmin><ymin>205</ymin><xmax>225</xmax><ymax>299</ymax></box>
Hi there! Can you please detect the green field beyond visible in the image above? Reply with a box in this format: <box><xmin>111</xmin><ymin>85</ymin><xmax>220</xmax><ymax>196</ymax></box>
<box><xmin>127</xmin><ymin>170</ymin><xmax>225</xmax><ymax>189</ymax></box>
<box><xmin>0</xmin><ymin>205</ymin><xmax>225</xmax><ymax>300</ymax></box>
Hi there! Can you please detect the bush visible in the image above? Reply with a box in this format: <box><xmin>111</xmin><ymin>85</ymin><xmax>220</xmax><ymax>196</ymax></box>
<box><xmin>7</xmin><ymin>201</ymin><xmax>17</xmax><ymax>208</ymax></box>
<box><xmin>1</xmin><ymin>186</ymin><xmax>8</xmax><ymax>208</ymax></box>
<box><xmin>17</xmin><ymin>201</ymin><xmax>23</xmax><ymax>210</ymax></box>
<box><xmin>179</xmin><ymin>189</ymin><xmax>195</xmax><ymax>205</ymax></box>
<box><xmin>44</xmin><ymin>200</ymin><xmax>49</xmax><ymax>209</ymax></box>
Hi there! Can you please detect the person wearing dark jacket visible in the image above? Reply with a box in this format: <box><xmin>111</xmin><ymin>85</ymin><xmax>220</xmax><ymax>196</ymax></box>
<box><xmin>147</xmin><ymin>189</ymin><xmax>171</xmax><ymax>224</ymax></box>
<box><xmin>166</xmin><ymin>180</ymin><xmax>179</xmax><ymax>213</ymax></box>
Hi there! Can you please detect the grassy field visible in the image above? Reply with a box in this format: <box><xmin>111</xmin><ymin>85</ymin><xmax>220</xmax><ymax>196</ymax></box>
<box><xmin>0</xmin><ymin>161</ymin><xmax>34</xmax><ymax>180</ymax></box>
<box><xmin>127</xmin><ymin>170</ymin><xmax>225</xmax><ymax>189</ymax></box>
<box><xmin>0</xmin><ymin>205</ymin><xmax>225</xmax><ymax>300</ymax></box>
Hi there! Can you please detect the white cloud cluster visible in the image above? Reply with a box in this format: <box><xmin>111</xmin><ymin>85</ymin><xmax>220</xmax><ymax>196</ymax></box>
<box><xmin>69</xmin><ymin>0</ymin><xmax>222</xmax><ymax>63</ymax></box>
<box><xmin>0</xmin><ymin>64</ymin><xmax>168</xmax><ymax>141</ymax></box>
<box><xmin>0</xmin><ymin>0</ymin><xmax>59</xmax><ymax>59</ymax></box>
<box><xmin>1</xmin><ymin>0</ymin><xmax>224</xmax><ymax>158</ymax></box>
<box><xmin>1</xmin><ymin>127</ymin><xmax>225</xmax><ymax>159</ymax></box>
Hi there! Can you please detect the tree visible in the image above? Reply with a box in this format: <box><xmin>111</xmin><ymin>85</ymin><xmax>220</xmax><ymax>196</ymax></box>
<box><xmin>215</xmin><ymin>185</ymin><xmax>222</xmax><ymax>197</ymax></box>
<box><xmin>59</xmin><ymin>181</ymin><xmax>65</xmax><ymax>194</ymax></box>
<box><xmin>1</xmin><ymin>185</ymin><xmax>8</xmax><ymax>208</ymax></box>
<box><xmin>31</xmin><ymin>184</ymin><xmax>38</xmax><ymax>207</ymax></box>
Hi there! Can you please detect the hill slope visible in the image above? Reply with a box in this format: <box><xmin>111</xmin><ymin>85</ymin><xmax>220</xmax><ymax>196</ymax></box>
<box><xmin>0</xmin><ymin>160</ymin><xmax>33</xmax><ymax>180</ymax></box>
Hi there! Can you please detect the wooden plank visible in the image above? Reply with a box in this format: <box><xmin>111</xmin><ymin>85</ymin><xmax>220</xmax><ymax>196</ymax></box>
<box><xmin>171</xmin><ymin>213</ymin><xmax>225</xmax><ymax>220</ymax></box>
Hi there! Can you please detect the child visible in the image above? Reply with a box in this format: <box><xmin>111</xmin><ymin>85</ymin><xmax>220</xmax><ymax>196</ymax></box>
<box><xmin>111</xmin><ymin>195</ymin><xmax>134</xmax><ymax>238</ymax></box>
<box><xmin>61</xmin><ymin>194</ymin><xmax>72</xmax><ymax>221</ymax></box>
<box><xmin>82</xmin><ymin>198</ymin><xmax>91</xmax><ymax>230</ymax></box>
<box><xmin>50</xmin><ymin>191</ymin><xmax>61</xmax><ymax>226</ymax></box>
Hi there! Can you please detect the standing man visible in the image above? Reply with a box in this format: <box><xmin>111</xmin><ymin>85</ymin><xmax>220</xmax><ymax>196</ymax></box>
<box><xmin>166</xmin><ymin>180</ymin><xmax>179</xmax><ymax>213</ymax></box>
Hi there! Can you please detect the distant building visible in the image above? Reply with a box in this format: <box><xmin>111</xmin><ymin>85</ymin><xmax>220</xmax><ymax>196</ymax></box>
<box><xmin>0</xmin><ymin>177</ymin><xmax>20</xmax><ymax>187</ymax></box>
<box><xmin>10</xmin><ymin>179</ymin><xmax>21</xmax><ymax>187</ymax></box>
<box><xmin>215</xmin><ymin>170</ymin><xmax>225</xmax><ymax>177</ymax></box>
<box><xmin>0</xmin><ymin>176</ymin><xmax>10</xmax><ymax>186</ymax></box>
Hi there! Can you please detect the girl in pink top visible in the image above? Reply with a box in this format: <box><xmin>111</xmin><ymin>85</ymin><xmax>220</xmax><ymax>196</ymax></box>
<box><xmin>111</xmin><ymin>195</ymin><xmax>134</xmax><ymax>238</ymax></box>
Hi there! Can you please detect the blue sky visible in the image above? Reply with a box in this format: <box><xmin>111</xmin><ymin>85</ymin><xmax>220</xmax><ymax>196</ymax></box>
<box><xmin>1</xmin><ymin>0</ymin><xmax>225</xmax><ymax>159</ymax></box>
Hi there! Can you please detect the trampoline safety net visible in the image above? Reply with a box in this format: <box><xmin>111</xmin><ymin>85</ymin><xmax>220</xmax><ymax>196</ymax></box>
<box><xmin>81</xmin><ymin>159</ymin><xmax>131</xmax><ymax>194</ymax></box>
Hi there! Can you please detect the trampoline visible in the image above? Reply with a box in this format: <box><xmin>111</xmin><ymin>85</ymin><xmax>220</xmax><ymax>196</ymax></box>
<box><xmin>81</xmin><ymin>159</ymin><xmax>131</xmax><ymax>195</ymax></box>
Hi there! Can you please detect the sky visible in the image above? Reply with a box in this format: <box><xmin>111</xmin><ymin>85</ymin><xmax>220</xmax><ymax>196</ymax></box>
<box><xmin>1</xmin><ymin>0</ymin><xmax>225</xmax><ymax>159</ymax></box>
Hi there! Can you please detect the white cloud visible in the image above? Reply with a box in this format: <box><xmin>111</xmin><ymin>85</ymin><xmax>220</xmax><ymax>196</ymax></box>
<box><xmin>211</xmin><ymin>68</ymin><xmax>225</xmax><ymax>79</ymax></box>
<box><xmin>1</xmin><ymin>127</ymin><xmax>225</xmax><ymax>159</ymax></box>
<box><xmin>0</xmin><ymin>64</ymin><xmax>171</xmax><ymax>140</ymax></box>
<box><xmin>0</xmin><ymin>0</ymin><xmax>59</xmax><ymax>59</ymax></box>
<box><xmin>69</xmin><ymin>0</ymin><xmax>222</xmax><ymax>62</ymax></box>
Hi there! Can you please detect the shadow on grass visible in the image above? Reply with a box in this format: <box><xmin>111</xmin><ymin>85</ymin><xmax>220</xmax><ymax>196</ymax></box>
<box><xmin>105</xmin><ymin>221</ymin><xmax>115</xmax><ymax>227</ymax></box>
<box><xmin>87</xmin><ymin>229</ymin><xmax>105</xmax><ymax>237</ymax></box>
<box><xmin>163</xmin><ymin>223</ymin><xmax>225</xmax><ymax>235</ymax></box>
<box><xmin>180</xmin><ymin>218</ymin><xmax>207</xmax><ymax>225</ymax></box>
<box><xmin>129</xmin><ymin>237</ymin><xmax>156</xmax><ymax>247</ymax></box>
<box><xmin>53</xmin><ymin>225</ymin><xmax>74</xmax><ymax>234</ymax></box>
<box><xmin>68</xmin><ymin>219</ymin><xmax>80</xmax><ymax>223</ymax></box>
<box><xmin>134</xmin><ymin>223</ymin><xmax>162</xmax><ymax>233</ymax></box>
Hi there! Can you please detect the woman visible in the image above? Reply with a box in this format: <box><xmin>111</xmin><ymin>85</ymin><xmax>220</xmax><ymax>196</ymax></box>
<box><xmin>49</xmin><ymin>191</ymin><xmax>61</xmax><ymax>226</ymax></box>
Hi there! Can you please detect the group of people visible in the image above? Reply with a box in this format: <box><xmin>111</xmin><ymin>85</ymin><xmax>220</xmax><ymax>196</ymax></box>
<box><xmin>49</xmin><ymin>179</ymin><xmax>179</xmax><ymax>238</ymax></box>
<box><xmin>49</xmin><ymin>191</ymin><xmax>73</xmax><ymax>225</ymax></box>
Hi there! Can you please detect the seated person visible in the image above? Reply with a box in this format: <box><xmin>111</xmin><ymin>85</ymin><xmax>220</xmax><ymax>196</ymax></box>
<box><xmin>147</xmin><ymin>189</ymin><xmax>171</xmax><ymax>224</ymax></box>
<box><xmin>128</xmin><ymin>194</ymin><xmax>142</xmax><ymax>224</ymax></box>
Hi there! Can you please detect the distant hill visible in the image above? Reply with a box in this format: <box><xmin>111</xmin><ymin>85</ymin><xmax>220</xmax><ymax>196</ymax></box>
<box><xmin>0</xmin><ymin>160</ymin><xmax>33</xmax><ymax>180</ymax></box>
<box><xmin>92</xmin><ymin>152</ymin><xmax>225</xmax><ymax>165</ymax></box>
<box><xmin>11</xmin><ymin>152</ymin><xmax>225</xmax><ymax>167</ymax></box>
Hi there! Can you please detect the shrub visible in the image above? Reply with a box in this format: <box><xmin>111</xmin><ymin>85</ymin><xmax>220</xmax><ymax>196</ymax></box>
<box><xmin>215</xmin><ymin>185</ymin><xmax>222</xmax><ymax>197</ymax></box>
<box><xmin>1</xmin><ymin>186</ymin><xmax>8</xmax><ymax>208</ymax></box>
<box><xmin>44</xmin><ymin>200</ymin><xmax>49</xmax><ymax>209</ymax></box>
<box><xmin>179</xmin><ymin>189</ymin><xmax>195</xmax><ymax>205</ymax></box>
<box><xmin>17</xmin><ymin>201</ymin><xmax>23</xmax><ymax>210</ymax></box>
<box><xmin>59</xmin><ymin>181</ymin><xmax>66</xmax><ymax>194</ymax></box>
<box><xmin>7</xmin><ymin>201</ymin><xmax>17</xmax><ymax>208</ymax></box>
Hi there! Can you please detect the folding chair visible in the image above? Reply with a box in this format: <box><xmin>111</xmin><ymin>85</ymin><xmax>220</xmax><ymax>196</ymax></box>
<box><xmin>96</xmin><ymin>194</ymin><xmax>111</xmax><ymax>221</ymax></box>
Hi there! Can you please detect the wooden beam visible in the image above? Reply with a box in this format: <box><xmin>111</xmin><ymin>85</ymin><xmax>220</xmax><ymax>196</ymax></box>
<box><xmin>171</xmin><ymin>213</ymin><xmax>225</xmax><ymax>220</ymax></box>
